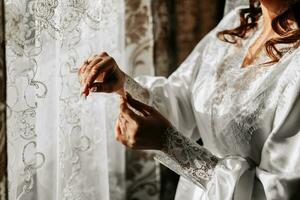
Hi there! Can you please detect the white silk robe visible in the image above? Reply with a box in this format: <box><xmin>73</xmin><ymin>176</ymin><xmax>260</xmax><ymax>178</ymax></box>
<box><xmin>124</xmin><ymin>6</ymin><xmax>300</xmax><ymax>200</ymax></box>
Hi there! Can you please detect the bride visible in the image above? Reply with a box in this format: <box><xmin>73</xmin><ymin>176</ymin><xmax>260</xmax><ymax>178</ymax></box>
<box><xmin>78</xmin><ymin>0</ymin><xmax>300</xmax><ymax>199</ymax></box>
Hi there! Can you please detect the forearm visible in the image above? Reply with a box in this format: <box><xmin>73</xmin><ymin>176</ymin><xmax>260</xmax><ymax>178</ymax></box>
<box><xmin>155</xmin><ymin>126</ymin><xmax>219</xmax><ymax>188</ymax></box>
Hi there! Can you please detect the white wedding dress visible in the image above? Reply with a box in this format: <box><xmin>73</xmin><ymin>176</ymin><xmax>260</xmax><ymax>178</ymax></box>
<box><xmin>124</xmin><ymin>6</ymin><xmax>300</xmax><ymax>200</ymax></box>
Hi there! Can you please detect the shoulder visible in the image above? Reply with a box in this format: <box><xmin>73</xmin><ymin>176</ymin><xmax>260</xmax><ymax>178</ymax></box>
<box><xmin>215</xmin><ymin>6</ymin><xmax>246</xmax><ymax>31</ymax></box>
<box><xmin>277</xmin><ymin>48</ymin><xmax>300</xmax><ymax>94</ymax></box>
<box><xmin>284</xmin><ymin>47</ymin><xmax>300</xmax><ymax>71</ymax></box>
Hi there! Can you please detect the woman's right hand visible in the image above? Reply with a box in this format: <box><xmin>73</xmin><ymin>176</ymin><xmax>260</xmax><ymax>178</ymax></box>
<box><xmin>78</xmin><ymin>52</ymin><xmax>126</xmax><ymax>97</ymax></box>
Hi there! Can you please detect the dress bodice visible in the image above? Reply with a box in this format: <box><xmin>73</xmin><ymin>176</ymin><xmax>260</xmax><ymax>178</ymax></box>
<box><xmin>124</xmin><ymin>6</ymin><xmax>300</xmax><ymax>200</ymax></box>
<box><xmin>191</xmin><ymin>16</ymin><xmax>298</xmax><ymax>163</ymax></box>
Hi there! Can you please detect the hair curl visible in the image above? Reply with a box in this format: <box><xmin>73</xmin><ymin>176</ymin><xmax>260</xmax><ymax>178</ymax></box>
<box><xmin>218</xmin><ymin>0</ymin><xmax>300</xmax><ymax>63</ymax></box>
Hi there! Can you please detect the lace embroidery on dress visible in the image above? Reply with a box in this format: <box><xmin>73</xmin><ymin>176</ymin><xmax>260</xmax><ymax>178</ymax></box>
<box><xmin>203</xmin><ymin>19</ymin><xmax>275</xmax><ymax>153</ymax></box>
<box><xmin>155</xmin><ymin>126</ymin><xmax>219</xmax><ymax>188</ymax></box>
<box><xmin>206</xmin><ymin>26</ymin><xmax>297</xmax><ymax>154</ymax></box>
<box><xmin>209</xmin><ymin>55</ymin><xmax>270</xmax><ymax>153</ymax></box>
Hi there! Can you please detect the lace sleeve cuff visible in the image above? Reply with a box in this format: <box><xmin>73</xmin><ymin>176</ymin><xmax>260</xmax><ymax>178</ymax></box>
<box><xmin>154</xmin><ymin>126</ymin><xmax>219</xmax><ymax>188</ymax></box>
<box><xmin>123</xmin><ymin>74</ymin><xmax>151</xmax><ymax>105</ymax></box>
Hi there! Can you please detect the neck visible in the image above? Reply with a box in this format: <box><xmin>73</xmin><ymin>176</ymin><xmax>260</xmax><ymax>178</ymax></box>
<box><xmin>260</xmin><ymin>1</ymin><xmax>289</xmax><ymax>35</ymax></box>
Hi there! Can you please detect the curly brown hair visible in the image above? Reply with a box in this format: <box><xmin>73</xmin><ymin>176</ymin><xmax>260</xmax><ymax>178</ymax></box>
<box><xmin>218</xmin><ymin>0</ymin><xmax>300</xmax><ymax>63</ymax></box>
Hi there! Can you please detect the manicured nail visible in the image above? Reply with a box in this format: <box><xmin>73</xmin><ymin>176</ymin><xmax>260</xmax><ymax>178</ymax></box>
<box><xmin>80</xmin><ymin>89</ymin><xmax>86</xmax><ymax>97</ymax></box>
<box><xmin>83</xmin><ymin>84</ymin><xmax>88</xmax><ymax>92</ymax></box>
<box><xmin>89</xmin><ymin>87</ymin><xmax>95</xmax><ymax>92</ymax></box>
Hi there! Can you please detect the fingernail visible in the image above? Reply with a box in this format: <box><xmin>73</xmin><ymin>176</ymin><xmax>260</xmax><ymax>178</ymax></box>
<box><xmin>81</xmin><ymin>87</ymin><xmax>86</xmax><ymax>95</ymax></box>
<box><xmin>90</xmin><ymin>87</ymin><xmax>97</xmax><ymax>92</ymax></box>
<box><xmin>84</xmin><ymin>84</ymin><xmax>88</xmax><ymax>91</ymax></box>
<box><xmin>81</xmin><ymin>88</ymin><xmax>86</xmax><ymax>95</ymax></box>
<box><xmin>80</xmin><ymin>88</ymin><xmax>86</xmax><ymax>96</ymax></box>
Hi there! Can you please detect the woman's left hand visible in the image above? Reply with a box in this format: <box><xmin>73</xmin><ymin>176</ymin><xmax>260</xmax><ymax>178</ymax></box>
<box><xmin>115</xmin><ymin>94</ymin><xmax>172</xmax><ymax>150</ymax></box>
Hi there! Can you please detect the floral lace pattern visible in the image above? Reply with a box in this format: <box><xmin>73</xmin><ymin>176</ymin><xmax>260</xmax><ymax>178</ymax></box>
<box><xmin>6</xmin><ymin>0</ymin><xmax>124</xmax><ymax>199</ymax></box>
<box><xmin>125</xmin><ymin>0</ymin><xmax>154</xmax><ymax>77</ymax></box>
<box><xmin>155</xmin><ymin>127</ymin><xmax>219</xmax><ymax>188</ymax></box>
<box><xmin>205</xmin><ymin>22</ymin><xmax>297</xmax><ymax>154</ymax></box>
<box><xmin>208</xmin><ymin>51</ymin><xmax>270</xmax><ymax>153</ymax></box>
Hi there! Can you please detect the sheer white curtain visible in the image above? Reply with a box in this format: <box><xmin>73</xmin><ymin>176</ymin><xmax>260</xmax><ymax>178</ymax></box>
<box><xmin>5</xmin><ymin>0</ymin><xmax>251</xmax><ymax>199</ymax></box>
<box><xmin>6</xmin><ymin>0</ymin><xmax>125</xmax><ymax>199</ymax></box>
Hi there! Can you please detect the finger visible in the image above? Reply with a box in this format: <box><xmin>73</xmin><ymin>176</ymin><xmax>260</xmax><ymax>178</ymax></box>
<box><xmin>126</xmin><ymin>93</ymin><xmax>154</xmax><ymax>114</ymax></box>
<box><xmin>81</xmin><ymin>84</ymin><xmax>90</xmax><ymax>97</ymax></box>
<box><xmin>116</xmin><ymin>130</ymin><xmax>128</xmax><ymax>146</ymax></box>
<box><xmin>116</xmin><ymin>119</ymin><xmax>130</xmax><ymax>146</ymax></box>
<box><xmin>82</xmin><ymin>58</ymin><xmax>104</xmax><ymax>85</ymax></box>
<box><xmin>87</xmin><ymin>54</ymin><xmax>100</xmax><ymax>63</ymax></box>
<box><xmin>120</xmin><ymin>95</ymin><xmax>126</xmax><ymax>104</ymax></box>
<box><xmin>79</xmin><ymin>70</ymin><xmax>88</xmax><ymax>85</ymax></box>
<box><xmin>99</xmin><ymin>52</ymin><xmax>109</xmax><ymax>58</ymax></box>
<box><xmin>83</xmin><ymin>57</ymin><xmax>114</xmax><ymax>93</ymax></box>
<box><xmin>115</xmin><ymin>120</ymin><xmax>122</xmax><ymax>139</ymax></box>
<box><xmin>81</xmin><ymin>52</ymin><xmax>108</xmax><ymax>85</ymax></box>
<box><xmin>118</xmin><ymin>115</ymin><xmax>128</xmax><ymax>132</ymax></box>
<box><xmin>115</xmin><ymin>120</ymin><xmax>125</xmax><ymax>141</ymax></box>
<box><xmin>78</xmin><ymin>62</ymin><xmax>89</xmax><ymax>83</ymax></box>
<box><xmin>89</xmin><ymin>82</ymin><xmax>114</xmax><ymax>93</ymax></box>
<box><xmin>78</xmin><ymin>69</ymin><xmax>85</xmax><ymax>85</ymax></box>
<box><xmin>122</xmin><ymin>96</ymin><xmax>148</xmax><ymax>116</ymax></box>
<box><xmin>78</xmin><ymin>62</ymin><xmax>86</xmax><ymax>76</ymax></box>
<box><xmin>78</xmin><ymin>56</ymin><xmax>97</xmax><ymax>91</ymax></box>
<box><xmin>120</xmin><ymin>101</ymin><xmax>140</xmax><ymax>122</ymax></box>
<box><xmin>81</xmin><ymin>63</ymin><xmax>105</xmax><ymax>96</ymax></box>
<box><xmin>83</xmin><ymin>59</ymin><xmax>90</xmax><ymax>66</ymax></box>
<box><xmin>85</xmin><ymin>57</ymin><xmax>103</xmax><ymax>74</ymax></box>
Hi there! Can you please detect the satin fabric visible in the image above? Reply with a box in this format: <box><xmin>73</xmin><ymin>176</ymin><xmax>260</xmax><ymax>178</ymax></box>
<box><xmin>134</xmin><ymin>6</ymin><xmax>300</xmax><ymax>200</ymax></box>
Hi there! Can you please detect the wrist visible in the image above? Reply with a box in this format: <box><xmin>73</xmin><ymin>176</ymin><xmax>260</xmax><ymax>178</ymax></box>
<box><xmin>116</xmin><ymin>72</ymin><xmax>126</xmax><ymax>96</ymax></box>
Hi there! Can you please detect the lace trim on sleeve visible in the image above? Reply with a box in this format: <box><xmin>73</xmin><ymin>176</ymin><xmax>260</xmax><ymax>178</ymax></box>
<box><xmin>155</xmin><ymin>126</ymin><xmax>219</xmax><ymax>188</ymax></box>
<box><xmin>123</xmin><ymin>74</ymin><xmax>151</xmax><ymax>105</ymax></box>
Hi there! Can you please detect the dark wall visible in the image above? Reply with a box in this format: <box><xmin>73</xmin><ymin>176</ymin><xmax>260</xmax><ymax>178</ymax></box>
<box><xmin>152</xmin><ymin>0</ymin><xmax>226</xmax><ymax>76</ymax></box>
